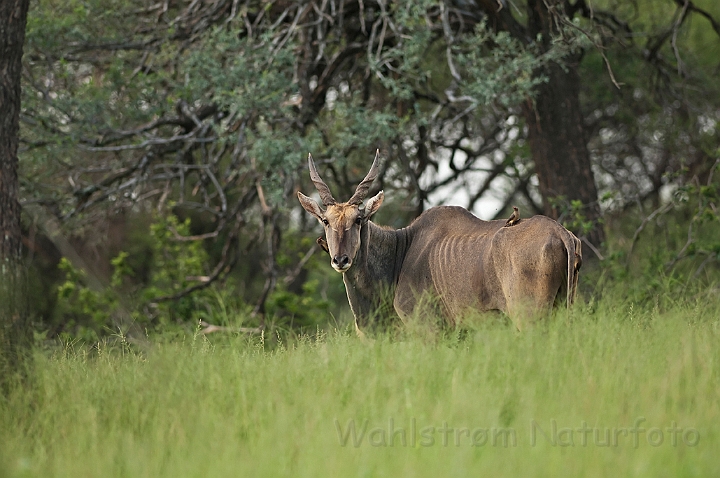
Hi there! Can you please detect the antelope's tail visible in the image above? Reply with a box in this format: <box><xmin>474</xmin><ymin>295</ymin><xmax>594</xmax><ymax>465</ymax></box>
<box><xmin>565</xmin><ymin>231</ymin><xmax>582</xmax><ymax>308</ymax></box>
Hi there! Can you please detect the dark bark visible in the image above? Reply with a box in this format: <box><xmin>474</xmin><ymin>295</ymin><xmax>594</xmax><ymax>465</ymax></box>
<box><xmin>522</xmin><ymin>60</ymin><xmax>605</xmax><ymax>247</ymax></box>
<box><xmin>1</xmin><ymin>0</ymin><xmax>31</xmax><ymax>365</ymax></box>
<box><xmin>519</xmin><ymin>0</ymin><xmax>605</xmax><ymax>248</ymax></box>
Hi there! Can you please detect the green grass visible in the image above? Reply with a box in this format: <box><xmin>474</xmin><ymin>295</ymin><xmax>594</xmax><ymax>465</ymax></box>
<box><xmin>2</xmin><ymin>298</ymin><xmax>719</xmax><ymax>477</ymax></box>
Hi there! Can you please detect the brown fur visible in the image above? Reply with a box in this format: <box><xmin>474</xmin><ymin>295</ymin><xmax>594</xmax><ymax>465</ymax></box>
<box><xmin>298</xmin><ymin>153</ymin><xmax>582</xmax><ymax>333</ymax></box>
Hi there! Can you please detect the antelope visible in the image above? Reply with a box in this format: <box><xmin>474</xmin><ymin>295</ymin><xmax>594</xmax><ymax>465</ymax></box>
<box><xmin>298</xmin><ymin>151</ymin><xmax>582</xmax><ymax>333</ymax></box>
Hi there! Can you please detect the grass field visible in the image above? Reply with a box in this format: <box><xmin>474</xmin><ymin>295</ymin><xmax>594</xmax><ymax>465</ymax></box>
<box><xmin>2</xmin><ymin>295</ymin><xmax>719</xmax><ymax>477</ymax></box>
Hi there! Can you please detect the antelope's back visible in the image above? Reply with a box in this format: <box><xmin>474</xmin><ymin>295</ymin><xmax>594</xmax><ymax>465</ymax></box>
<box><xmin>394</xmin><ymin>207</ymin><xmax>504</xmax><ymax>318</ymax></box>
<box><xmin>394</xmin><ymin>207</ymin><xmax>575</xmax><ymax>319</ymax></box>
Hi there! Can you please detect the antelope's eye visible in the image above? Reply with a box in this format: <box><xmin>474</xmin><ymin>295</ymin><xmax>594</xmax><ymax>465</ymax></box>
<box><xmin>355</xmin><ymin>217</ymin><xmax>363</xmax><ymax>225</ymax></box>
<box><xmin>322</xmin><ymin>219</ymin><xmax>329</xmax><ymax>226</ymax></box>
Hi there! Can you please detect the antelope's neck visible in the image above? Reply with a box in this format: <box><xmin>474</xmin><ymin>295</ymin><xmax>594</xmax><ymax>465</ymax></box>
<box><xmin>342</xmin><ymin>222</ymin><xmax>409</xmax><ymax>323</ymax></box>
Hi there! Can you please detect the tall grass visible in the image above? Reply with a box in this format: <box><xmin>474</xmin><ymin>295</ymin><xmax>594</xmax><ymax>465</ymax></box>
<box><xmin>2</xmin><ymin>295</ymin><xmax>719</xmax><ymax>477</ymax></box>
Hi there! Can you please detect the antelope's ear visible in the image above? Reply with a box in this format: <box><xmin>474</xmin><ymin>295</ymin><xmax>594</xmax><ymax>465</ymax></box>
<box><xmin>363</xmin><ymin>190</ymin><xmax>384</xmax><ymax>219</ymax></box>
<box><xmin>316</xmin><ymin>237</ymin><xmax>329</xmax><ymax>254</ymax></box>
<box><xmin>298</xmin><ymin>192</ymin><xmax>324</xmax><ymax>221</ymax></box>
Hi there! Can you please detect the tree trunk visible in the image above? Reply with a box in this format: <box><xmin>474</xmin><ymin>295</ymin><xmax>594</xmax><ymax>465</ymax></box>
<box><xmin>519</xmin><ymin>0</ymin><xmax>605</xmax><ymax>249</ymax></box>
<box><xmin>522</xmin><ymin>60</ymin><xmax>605</xmax><ymax>248</ymax></box>
<box><xmin>1</xmin><ymin>0</ymin><xmax>31</xmax><ymax>366</ymax></box>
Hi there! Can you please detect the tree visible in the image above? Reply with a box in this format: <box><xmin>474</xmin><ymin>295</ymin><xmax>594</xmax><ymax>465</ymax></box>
<box><xmin>17</xmin><ymin>0</ymin><xmax>720</xmax><ymax>334</ymax></box>
<box><xmin>1</xmin><ymin>0</ymin><xmax>30</xmax><ymax>361</ymax></box>
<box><xmin>460</xmin><ymin>0</ymin><xmax>720</xmax><ymax>248</ymax></box>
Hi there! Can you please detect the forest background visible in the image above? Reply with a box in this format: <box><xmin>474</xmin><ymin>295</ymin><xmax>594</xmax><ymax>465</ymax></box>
<box><xmin>2</xmin><ymin>0</ymin><xmax>720</xmax><ymax>343</ymax></box>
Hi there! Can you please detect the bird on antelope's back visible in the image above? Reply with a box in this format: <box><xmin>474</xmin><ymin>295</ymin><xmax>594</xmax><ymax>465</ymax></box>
<box><xmin>505</xmin><ymin>206</ymin><xmax>520</xmax><ymax>227</ymax></box>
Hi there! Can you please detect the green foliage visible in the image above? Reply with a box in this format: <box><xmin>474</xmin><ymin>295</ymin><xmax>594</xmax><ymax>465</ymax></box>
<box><xmin>54</xmin><ymin>258</ymin><xmax>120</xmax><ymax>342</ymax></box>
<box><xmin>53</xmin><ymin>213</ymin><xmax>222</xmax><ymax>338</ymax></box>
<box><xmin>587</xmin><ymin>155</ymin><xmax>720</xmax><ymax>308</ymax></box>
<box><xmin>141</xmin><ymin>213</ymin><xmax>211</xmax><ymax>320</ymax></box>
<box><xmin>668</xmin><ymin>165</ymin><xmax>720</xmax><ymax>265</ymax></box>
<box><xmin>324</xmin><ymin>99</ymin><xmax>405</xmax><ymax>153</ymax></box>
<box><xmin>549</xmin><ymin>196</ymin><xmax>598</xmax><ymax>237</ymax></box>
<box><xmin>456</xmin><ymin>21</ymin><xmax>591</xmax><ymax>107</ymax></box>
<box><xmin>51</xmin><ymin>211</ymin><xmax>342</xmax><ymax>341</ymax></box>
<box><xmin>370</xmin><ymin>29</ymin><xmax>434</xmax><ymax>101</ymax></box>
<box><xmin>265</xmin><ymin>279</ymin><xmax>330</xmax><ymax>330</ymax></box>
<box><xmin>182</xmin><ymin>27</ymin><xmax>296</xmax><ymax>115</ymax></box>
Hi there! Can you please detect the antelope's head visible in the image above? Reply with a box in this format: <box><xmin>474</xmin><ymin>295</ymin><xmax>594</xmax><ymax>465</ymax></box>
<box><xmin>298</xmin><ymin>151</ymin><xmax>384</xmax><ymax>273</ymax></box>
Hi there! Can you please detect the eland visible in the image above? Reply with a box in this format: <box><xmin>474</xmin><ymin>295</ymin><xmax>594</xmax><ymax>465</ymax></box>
<box><xmin>298</xmin><ymin>151</ymin><xmax>582</xmax><ymax>333</ymax></box>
